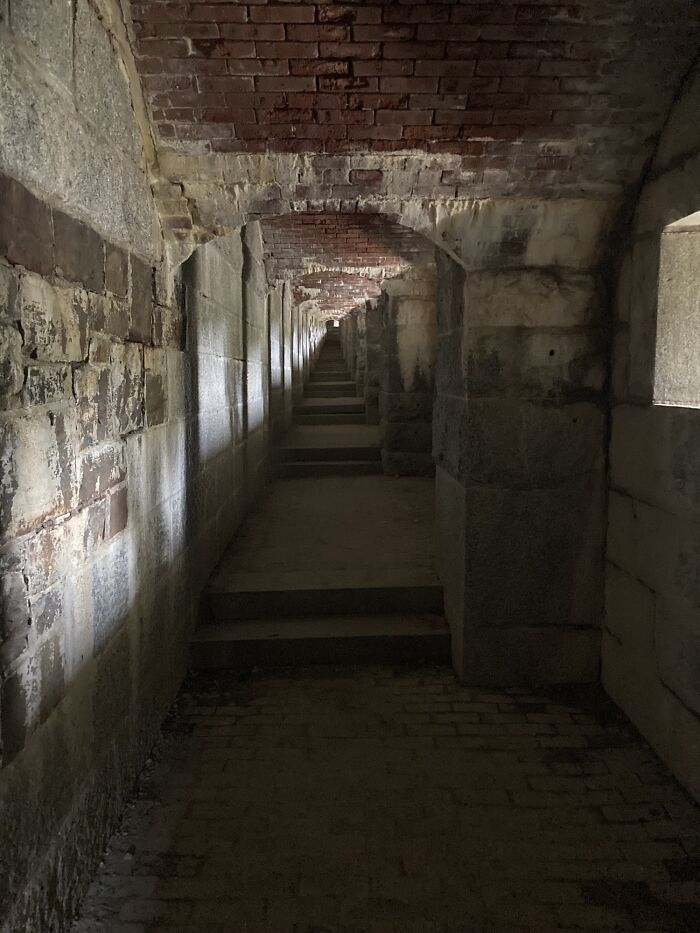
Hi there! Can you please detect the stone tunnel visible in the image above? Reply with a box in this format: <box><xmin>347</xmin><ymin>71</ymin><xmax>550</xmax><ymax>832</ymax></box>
<box><xmin>1</xmin><ymin>1</ymin><xmax>700</xmax><ymax>930</ymax></box>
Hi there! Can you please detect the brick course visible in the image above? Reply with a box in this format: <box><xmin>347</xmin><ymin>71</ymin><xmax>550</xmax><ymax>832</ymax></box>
<box><xmin>130</xmin><ymin>0</ymin><xmax>699</xmax><ymax>177</ymax></box>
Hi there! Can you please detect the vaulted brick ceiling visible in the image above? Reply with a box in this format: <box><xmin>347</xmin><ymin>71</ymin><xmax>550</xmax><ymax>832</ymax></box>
<box><xmin>132</xmin><ymin>0</ymin><xmax>699</xmax><ymax>184</ymax></box>
<box><xmin>261</xmin><ymin>212</ymin><xmax>433</xmax><ymax>280</ymax></box>
<box><xmin>293</xmin><ymin>270</ymin><xmax>381</xmax><ymax>317</ymax></box>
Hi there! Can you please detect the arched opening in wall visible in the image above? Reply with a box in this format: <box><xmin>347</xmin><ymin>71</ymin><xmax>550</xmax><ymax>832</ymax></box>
<box><xmin>260</xmin><ymin>212</ymin><xmax>454</xmax><ymax>478</ymax></box>
<box><xmin>653</xmin><ymin>211</ymin><xmax>700</xmax><ymax>407</ymax></box>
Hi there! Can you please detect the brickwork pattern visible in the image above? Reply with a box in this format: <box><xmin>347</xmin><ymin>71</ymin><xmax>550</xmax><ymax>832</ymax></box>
<box><xmin>293</xmin><ymin>271</ymin><xmax>380</xmax><ymax>317</ymax></box>
<box><xmin>130</xmin><ymin>0</ymin><xmax>699</xmax><ymax>195</ymax></box>
<box><xmin>72</xmin><ymin>666</ymin><xmax>700</xmax><ymax>933</ymax></box>
<box><xmin>261</xmin><ymin>212</ymin><xmax>432</xmax><ymax>280</ymax></box>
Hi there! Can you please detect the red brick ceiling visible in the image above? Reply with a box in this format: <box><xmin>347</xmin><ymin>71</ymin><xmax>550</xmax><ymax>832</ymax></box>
<box><xmin>293</xmin><ymin>270</ymin><xmax>381</xmax><ymax>317</ymax></box>
<box><xmin>131</xmin><ymin>0</ymin><xmax>699</xmax><ymax>165</ymax></box>
<box><xmin>261</xmin><ymin>212</ymin><xmax>433</xmax><ymax>280</ymax></box>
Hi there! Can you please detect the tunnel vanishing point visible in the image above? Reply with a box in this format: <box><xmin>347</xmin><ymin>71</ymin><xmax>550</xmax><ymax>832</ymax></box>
<box><xmin>1</xmin><ymin>2</ymin><xmax>700</xmax><ymax>931</ymax></box>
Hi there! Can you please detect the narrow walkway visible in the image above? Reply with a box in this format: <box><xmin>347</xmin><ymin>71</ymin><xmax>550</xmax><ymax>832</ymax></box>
<box><xmin>72</xmin><ymin>667</ymin><xmax>700</xmax><ymax>933</ymax></box>
<box><xmin>192</xmin><ymin>332</ymin><xmax>450</xmax><ymax>667</ymax></box>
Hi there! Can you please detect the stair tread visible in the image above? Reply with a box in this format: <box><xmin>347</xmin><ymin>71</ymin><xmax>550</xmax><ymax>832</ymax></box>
<box><xmin>194</xmin><ymin>613</ymin><xmax>449</xmax><ymax>642</ymax></box>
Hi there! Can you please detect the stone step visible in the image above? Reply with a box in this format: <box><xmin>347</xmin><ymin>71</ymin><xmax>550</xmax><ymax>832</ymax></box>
<box><xmin>275</xmin><ymin>460</ymin><xmax>382</xmax><ymax>478</ymax></box>
<box><xmin>278</xmin><ymin>445</ymin><xmax>381</xmax><ymax>462</ymax></box>
<box><xmin>191</xmin><ymin>613</ymin><xmax>450</xmax><ymax>668</ymax></box>
<box><xmin>305</xmin><ymin>382</ymin><xmax>357</xmax><ymax>397</ymax></box>
<box><xmin>310</xmin><ymin>373</ymin><xmax>353</xmax><ymax>383</ymax></box>
<box><xmin>313</xmin><ymin>363</ymin><xmax>348</xmax><ymax>372</ymax></box>
<box><xmin>296</xmin><ymin>398</ymin><xmax>365</xmax><ymax>415</ymax></box>
<box><xmin>206</xmin><ymin>580</ymin><xmax>444</xmax><ymax>619</ymax></box>
<box><xmin>294</xmin><ymin>413</ymin><xmax>367</xmax><ymax>425</ymax></box>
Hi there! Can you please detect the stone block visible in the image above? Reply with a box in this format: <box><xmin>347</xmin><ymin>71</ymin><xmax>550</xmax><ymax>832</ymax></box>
<box><xmin>0</xmin><ymin>262</ymin><xmax>19</xmax><ymax>322</ymax></box>
<box><xmin>0</xmin><ymin>656</ymin><xmax>38</xmax><ymax>763</ymax></box>
<box><xmin>628</xmin><ymin>235</ymin><xmax>660</xmax><ymax>404</ymax></box>
<box><xmin>11</xmin><ymin>0</ymin><xmax>74</xmax><ymax>86</ymax></box>
<box><xmin>38</xmin><ymin>634</ymin><xmax>65</xmax><ymax>724</ymax></box>
<box><xmin>88</xmin><ymin>292</ymin><xmax>129</xmax><ymax>340</ymax></box>
<box><xmin>603</xmin><ymin>564</ymin><xmax>700</xmax><ymax>802</ymax></box>
<box><xmin>144</xmin><ymin>347</ymin><xmax>168</xmax><ymax>427</ymax></box>
<box><xmin>111</xmin><ymin>342</ymin><xmax>144</xmax><ymax>436</ymax></box>
<box><xmin>74</xmin><ymin>0</ymin><xmax>141</xmax><ymax>161</ymax></box>
<box><xmin>656</xmin><ymin>595</ymin><xmax>700</xmax><ymax>718</ymax></box>
<box><xmin>464</xmin><ymin>269</ymin><xmax>601</xmax><ymax>328</ymax></box>
<box><xmin>105</xmin><ymin>245</ymin><xmax>129</xmax><ymax>298</ymax></box>
<box><xmin>54</xmin><ymin>210</ymin><xmax>105</xmax><ymax>293</ymax></box>
<box><xmin>0</xmin><ymin>176</ymin><xmax>54</xmax><ymax>276</ymax></box>
<box><xmin>0</xmin><ymin>570</ymin><xmax>31</xmax><ymax>668</ymax></box>
<box><xmin>20</xmin><ymin>276</ymin><xmax>88</xmax><ymax>362</ymax></box>
<box><xmin>463</xmin><ymin>471</ymin><xmax>606</xmax><ymax>630</ymax></box>
<box><xmin>432</xmin><ymin>395</ymin><xmax>467</xmax><ymax>481</ymax></box>
<box><xmin>106</xmin><ymin>485</ymin><xmax>128</xmax><ymax>539</ymax></box>
<box><xmin>465</xmin><ymin>326</ymin><xmax>606</xmax><ymax>400</ymax></box>
<box><xmin>606</xmin><ymin>490</ymin><xmax>675</xmax><ymax>593</ymax></box>
<box><xmin>0</xmin><ymin>409</ymin><xmax>79</xmax><ymax>540</ymax></box>
<box><xmin>653</xmin><ymin>228</ymin><xmax>700</xmax><ymax>407</ymax></box>
<box><xmin>31</xmin><ymin>583</ymin><xmax>64</xmax><ymax>637</ymax></box>
<box><xmin>464</xmin><ymin>399</ymin><xmax>605</xmax><ymax>489</ymax></box>
<box><xmin>129</xmin><ymin>257</ymin><xmax>154</xmax><ymax>344</ymax></box>
<box><xmin>21</xmin><ymin>363</ymin><xmax>71</xmax><ymax>408</ymax></box>
<box><xmin>0</xmin><ymin>41</ymin><xmax>159</xmax><ymax>257</ymax></box>
<box><xmin>460</xmin><ymin>625</ymin><xmax>600</xmax><ymax>686</ymax></box>
<box><xmin>93</xmin><ymin>628</ymin><xmax>131</xmax><ymax>744</ymax></box>
<box><xmin>91</xmin><ymin>538</ymin><xmax>130</xmax><ymax>655</ymax></box>
<box><xmin>73</xmin><ymin>361</ymin><xmax>111</xmax><ymax>448</ymax></box>
<box><xmin>77</xmin><ymin>441</ymin><xmax>126</xmax><ymax>508</ymax></box>
<box><xmin>0</xmin><ymin>323</ymin><xmax>24</xmax><ymax>396</ymax></box>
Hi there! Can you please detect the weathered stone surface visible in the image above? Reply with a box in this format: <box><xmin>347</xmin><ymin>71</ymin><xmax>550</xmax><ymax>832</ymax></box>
<box><xmin>0</xmin><ymin>323</ymin><xmax>24</xmax><ymax>396</ymax></box>
<box><xmin>21</xmin><ymin>363</ymin><xmax>71</xmax><ymax>408</ymax></box>
<box><xmin>105</xmin><ymin>245</ymin><xmax>128</xmax><ymax>298</ymax></box>
<box><xmin>73</xmin><ymin>361</ymin><xmax>111</xmax><ymax>448</ymax></box>
<box><xmin>144</xmin><ymin>347</ymin><xmax>168</xmax><ymax>427</ymax></box>
<box><xmin>465</xmin><ymin>327</ymin><xmax>606</xmax><ymax>400</ymax></box>
<box><xmin>129</xmin><ymin>258</ymin><xmax>154</xmax><ymax>344</ymax></box>
<box><xmin>20</xmin><ymin>276</ymin><xmax>88</xmax><ymax>362</ymax></box>
<box><xmin>0</xmin><ymin>41</ymin><xmax>159</xmax><ymax>257</ymax></box>
<box><xmin>0</xmin><ymin>409</ymin><xmax>78</xmax><ymax>541</ymax></box>
<box><xmin>111</xmin><ymin>342</ymin><xmax>144</xmax><ymax>435</ymax></box>
<box><xmin>464</xmin><ymin>399</ymin><xmax>606</xmax><ymax>490</ymax></box>
<box><xmin>38</xmin><ymin>634</ymin><xmax>65</xmax><ymax>724</ymax></box>
<box><xmin>74</xmin><ymin>0</ymin><xmax>141</xmax><ymax>162</ymax></box>
<box><xmin>653</xmin><ymin>228</ymin><xmax>700</xmax><ymax>407</ymax></box>
<box><xmin>54</xmin><ymin>210</ymin><xmax>105</xmax><ymax>293</ymax></box>
<box><xmin>91</xmin><ymin>539</ymin><xmax>130</xmax><ymax>654</ymax></box>
<box><xmin>106</xmin><ymin>485</ymin><xmax>128</xmax><ymax>539</ymax></box>
<box><xmin>0</xmin><ymin>262</ymin><xmax>18</xmax><ymax>322</ymax></box>
<box><xmin>0</xmin><ymin>175</ymin><xmax>54</xmax><ymax>276</ymax></box>
<box><xmin>464</xmin><ymin>269</ymin><xmax>601</xmax><ymax>328</ymax></box>
<box><xmin>11</xmin><ymin>0</ymin><xmax>74</xmax><ymax>86</ymax></box>
<box><xmin>88</xmin><ymin>292</ymin><xmax>129</xmax><ymax>340</ymax></box>
<box><xmin>464</xmin><ymin>471</ymin><xmax>605</xmax><ymax>630</ymax></box>
<box><xmin>0</xmin><ymin>570</ymin><xmax>31</xmax><ymax>668</ymax></box>
<box><xmin>77</xmin><ymin>441</ymin><xmax>126</xmax><ymax>508</ymax></box>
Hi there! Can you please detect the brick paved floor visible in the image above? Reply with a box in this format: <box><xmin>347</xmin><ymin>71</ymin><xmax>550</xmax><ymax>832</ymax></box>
<box><xmin>72</xmin><ymin>666</ymin><xmax>700</xmax><ymax>933</ymax></box>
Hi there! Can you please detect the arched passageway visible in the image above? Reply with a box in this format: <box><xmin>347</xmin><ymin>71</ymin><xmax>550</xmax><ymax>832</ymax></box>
<box><xmin>2</xmin><ymin>2</ymin><xmax>700</xmax><ymax>931</ymax></box>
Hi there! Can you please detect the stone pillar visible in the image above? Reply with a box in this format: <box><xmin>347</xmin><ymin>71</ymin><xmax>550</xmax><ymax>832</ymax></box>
<box><xmin>379</xmin><ymin>265</ymin><xmax>437</xmax><ymax>476</ymax></box>
<box><xmin>433</xmin><ymin>246</ymin><xmax>605</xmax><ymax>685</ymax></box>
<box><xmin>364</xmin><ymin>298</ymin><xmax>382</xmax><ymax>425</ymax></box>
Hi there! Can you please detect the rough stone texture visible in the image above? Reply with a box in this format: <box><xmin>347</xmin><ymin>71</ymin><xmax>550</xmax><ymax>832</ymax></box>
<box><xmin>0</xmin><ymin>5</ymin><xmax>159</xmax><ymax>257</ymax></box>
<box><xmin>433</xmin><ymin>231</ymin><xmax>606</xmax><ymax>684</ymax></box>
<box><xmin>73</xmin><ymin>667</ymin><xmax>700</xmax><ymax>933</ymax></box>
<box><xmin>604</xmin><ymin>61</ymin><xmax>700</xmax><ymax>803</ymax></box>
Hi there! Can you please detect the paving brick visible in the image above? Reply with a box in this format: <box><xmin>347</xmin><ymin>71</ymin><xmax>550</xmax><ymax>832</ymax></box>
<box><xmin>71</xmin><ymin>667</ymin><xmax>700</xmax><ymax>932</ymax></box>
